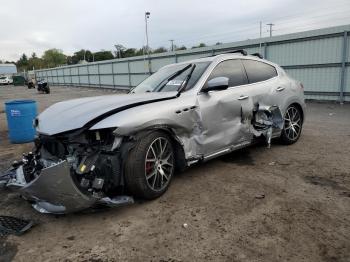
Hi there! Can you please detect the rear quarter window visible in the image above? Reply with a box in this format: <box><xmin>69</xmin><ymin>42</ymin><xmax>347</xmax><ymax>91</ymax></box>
<box><xmin>242</xmin><ymin>59</ymin><xmax>277</xmax><ymax>83</ymax></box>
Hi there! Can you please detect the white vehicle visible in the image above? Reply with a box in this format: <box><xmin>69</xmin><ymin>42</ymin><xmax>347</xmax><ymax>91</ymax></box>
<box><xmin>0</xmin><ymin>76</ymin><xmax>13</xmax><ymax>85</ymax></box>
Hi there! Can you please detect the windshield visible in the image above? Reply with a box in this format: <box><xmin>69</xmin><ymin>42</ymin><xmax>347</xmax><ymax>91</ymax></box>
<box><xmin>131</xmin><ymin>62</ymin><xmax>210</xmax><ymax>93</ymax></box>
<box><xmin>0</xmin><ymin>77</ymin><xmax>6</xmax><ymax>79</ymax></box>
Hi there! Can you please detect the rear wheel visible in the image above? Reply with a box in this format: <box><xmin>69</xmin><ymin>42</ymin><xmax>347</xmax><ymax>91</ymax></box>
<box><xmin>280</xmin><ymin>104</ymin><xmax>303</xmax><ymax>144</ymax></box>
<box><xmin>124</xmin><ymin>131</ymin><xmax>175</xmax><ymax>199</ymax></box>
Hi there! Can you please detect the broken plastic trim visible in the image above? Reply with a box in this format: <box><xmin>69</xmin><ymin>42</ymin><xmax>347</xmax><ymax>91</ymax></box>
<box><xmin>252</xmin><ymin>105</ymin><xmax>284</xmax><ymax>148</ymax></box>
<box><xmin>0</xmin><ymin>216</ymin><xmax>34</xmax><ymax>236</ymax></box>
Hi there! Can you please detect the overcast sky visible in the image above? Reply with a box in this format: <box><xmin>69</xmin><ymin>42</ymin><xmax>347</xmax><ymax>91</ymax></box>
<box><xmin>1</xmin><ymin>0</ymin><xmax>350</xmax><ymax>61</ymax></box>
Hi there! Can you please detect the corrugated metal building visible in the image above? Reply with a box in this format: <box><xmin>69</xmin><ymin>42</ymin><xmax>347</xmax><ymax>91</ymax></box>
<box><xmin>36</xmin><ymin>24</ymin><xmax>350</xmax><ymax>102</ymax></box>
<box><xmin>0</xmin><ymin>64</ymin><xmax>17</xmax><ymax>75</ymax></box>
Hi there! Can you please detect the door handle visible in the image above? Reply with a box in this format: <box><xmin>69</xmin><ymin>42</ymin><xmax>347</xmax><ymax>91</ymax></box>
<box><xmin>238</xmin><ymin>95</ymin><xmax>249</xmax><ymax>100</ymax></box>
<box><xmin>276</xmin><ymin>86</ymin><xmax>285</xmax><ymax>92</ymax></box>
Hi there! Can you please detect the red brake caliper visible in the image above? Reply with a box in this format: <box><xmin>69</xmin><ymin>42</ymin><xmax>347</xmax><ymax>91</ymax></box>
<box><xmin>146</xmin><ymin>162</ymin><xmax>153</xmax><ymax>175</ymax></box>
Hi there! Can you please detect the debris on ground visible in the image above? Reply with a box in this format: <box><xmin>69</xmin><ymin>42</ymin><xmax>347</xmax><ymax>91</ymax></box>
<box><xmin>268</xmin><ymin>161</ymin><xmax>276</xmax><ymax>166</ymax></box>
<box><xmin>0</xmin><ymin>216</ymin><xmax>34</xmax><ymax>236</ymax></box>
<box><xmin>255</xmin><ymin>194</ymin><xmax>265</xmax><ymax>199</ymax></box>
<box><xmin>182</xmin><ymin>223</ymin><xmax>188</xmax><ymax>229</ymax></box>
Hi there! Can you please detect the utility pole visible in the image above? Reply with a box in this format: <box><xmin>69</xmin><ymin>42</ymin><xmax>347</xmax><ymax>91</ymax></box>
<box><xmin>145</xmin><ymin>11</ymin><xmax>151</xmax><ymax>74</ymax></box>
<box><xmin>169</xmin><ymin>39</ymin><xmax>174</xmax><ymax>51</ymax></box>
<box><xmin>259</xmin><ymin>21</ymin><xmax>262</xmax><ymax>53</ymax></box>
<box><xmin>267</xmin><ymin>23</ymin><xmax>274</xmax><ymax>37</ymax></box>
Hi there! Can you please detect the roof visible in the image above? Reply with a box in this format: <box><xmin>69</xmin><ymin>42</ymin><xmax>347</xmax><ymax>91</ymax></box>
<box><xmin>0</xmin><ymin>63</ymin><xmax>16</xmax><ymax>67</ymax></box>
<box><xmin>0</xmin><ymin>64</ymin><xmax>17</xmax><ymax>74</ymax></box>
<box><xmin>172</xmin><ymin>52</ymin><xmax>263</xmax><ymax>66</ymax></box>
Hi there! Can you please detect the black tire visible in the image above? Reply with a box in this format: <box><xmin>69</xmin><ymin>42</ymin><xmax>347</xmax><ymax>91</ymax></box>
<box><xmin>280</xmin><ymin>104</ymin><xmax>303</xmax><ymax>145</ymax></box>
<box><xmin>124</xmin><ymin>131</ymin><xmax>175</xmax><ymax>199</ymax></box>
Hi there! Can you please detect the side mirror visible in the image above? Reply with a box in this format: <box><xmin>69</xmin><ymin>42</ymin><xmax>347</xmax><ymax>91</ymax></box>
<box><xmin>202</xmin><ymin>77</ymin><xmax>229</xmax><ymax>92</ymax></box>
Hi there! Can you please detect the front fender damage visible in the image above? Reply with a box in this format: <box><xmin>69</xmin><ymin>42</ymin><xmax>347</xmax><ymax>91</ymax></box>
<box><xmin>0</xmin><ymin>133</ymin><xmax>134</xmax><ymax>214</ymax></box>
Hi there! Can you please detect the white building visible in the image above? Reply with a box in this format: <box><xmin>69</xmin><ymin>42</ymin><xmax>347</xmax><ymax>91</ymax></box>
<box><xmin>0</xmin><ymin>64</ymin><xmax>17</xmax><ymax>75</ymax></box>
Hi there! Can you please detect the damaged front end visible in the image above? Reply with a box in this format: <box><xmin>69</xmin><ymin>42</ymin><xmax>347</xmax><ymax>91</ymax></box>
<box><xmin>0</xmin><ymin>128</ymin><xmax>133</xmax><ymax>214</ymax></box>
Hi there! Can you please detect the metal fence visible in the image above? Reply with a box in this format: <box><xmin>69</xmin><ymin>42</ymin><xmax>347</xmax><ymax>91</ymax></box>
<box><xmin>35</xmin><ymin>24</ymin><xmax>350</xmax><ymax>102</ymax></box>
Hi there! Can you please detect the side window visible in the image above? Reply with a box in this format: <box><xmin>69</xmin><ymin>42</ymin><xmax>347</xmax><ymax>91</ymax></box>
<box><xmin>242</xmin><ymin>60</ymin><xmax>277</xmax><ymax>83</ymax></box>
<box><xmin>206</xmin><ymin>59</ymin><xmax>248</xmax><ymax>88</ymax></box>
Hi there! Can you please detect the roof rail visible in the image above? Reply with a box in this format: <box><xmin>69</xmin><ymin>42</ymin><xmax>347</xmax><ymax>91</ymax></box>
<box><xmin>210</xmin><ymin>49</ymin><xmax>247</xmax><ymax>57</ymax></box>
<box><xmin>250</xmin><ymin>53</ymin><xmax>263</xmax><ymax>59</ymax></box>
<box><xmin>225</xmin><ymin>49</ymin><xmax>247</xmax><ymax>56</ymax></box>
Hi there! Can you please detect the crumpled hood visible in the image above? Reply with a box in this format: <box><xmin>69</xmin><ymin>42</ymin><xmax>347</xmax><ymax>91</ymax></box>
<box><xmin>36</xmin><ymin>92</ymin><xmax>177</xmax><ymax>135</ymax></box>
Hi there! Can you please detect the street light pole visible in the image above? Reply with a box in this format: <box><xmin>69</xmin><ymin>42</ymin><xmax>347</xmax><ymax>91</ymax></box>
<box><xmin>259</xmin><ymin>21</ymin><xmax>262</xmax><ymax>54</ymax></box>
<box><xmin>169</xmin><ymin>39</ymin><xmax>174</xmax><ymax>51</ymax></box>
<box><xmin>145</xmin><ymin>11</ymin><xmax>151</xmax><ymax>74</ymax></box>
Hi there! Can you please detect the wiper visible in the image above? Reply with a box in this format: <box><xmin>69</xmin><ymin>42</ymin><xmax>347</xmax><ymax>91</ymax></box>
<box><xmin>176</xmin><ymin>64</ymin><xmax>196</xmax><ymax>97</ymax></box>
<box><xmin>156</xmin><ymin>64</ymin><xmax>192</xmax><ymax>92</ymax></box>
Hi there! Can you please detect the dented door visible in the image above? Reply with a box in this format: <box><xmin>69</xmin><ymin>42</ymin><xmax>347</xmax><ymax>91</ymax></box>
<box><xmin>196</xmin><ymin>88</ymin><xmax>254</xmax><ymax>156</ymax></box>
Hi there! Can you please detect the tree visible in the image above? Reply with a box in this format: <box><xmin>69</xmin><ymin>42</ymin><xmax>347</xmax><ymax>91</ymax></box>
<box><xmin>69</xmin><ymin>49</ymin><xmax>93</xmax><ymax>64</ymax></box>
<box><xmin>114</xmin><ymin>44</ymin><xmax>126</xmax><ymax>58</ymax></box>
<box><xmin>16</xmin><ymin>53</ymin><xmax>29</xmax><ymax>71</ymax></box>
<box><xmin>192</xmin><ymin>43</ymin><xmax>207</xmax><ymax>49</ymax></box>
<box><xmin>28</xmin><ymin>52</ymin><xmax>44</xmax><ymax>70</ymax></box>
<box><xmin>42</xmin><ymin>49</ymin><xmax>66</xmax><ymax>67</ymax></box>
<box><xmin>215</xmin><ymin>42</ymin><xmax>223</xmax><ymax>45</ymax></box>
<box><xmin>152</xmin><ymin>47</ymin><xmax>167</xmax><ymax>54</ymax></box>
<box><xmin>175</xmin><ymin>45</ymin><xmax>187</xmax><ymax>51</ymax></box>
<box><xmin>123</xmin><ymin>48</ymin><xmax>137</xmax><ymax>57</ymax></box>
<box><xmin>93</xmin><ymin>50</ymin><xmax>114</xmax><ymax>61</ymax></box>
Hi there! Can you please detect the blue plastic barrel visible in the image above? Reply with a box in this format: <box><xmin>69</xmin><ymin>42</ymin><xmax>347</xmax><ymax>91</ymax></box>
<box><xmin>5</xmin><ymin>100</ymin><xmax>37</xmax><ymax>143</ymax></box>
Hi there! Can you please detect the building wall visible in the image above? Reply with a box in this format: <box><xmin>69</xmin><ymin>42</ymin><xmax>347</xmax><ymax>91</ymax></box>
<box><xmin>0</xmin><ymin>64</ymin><xmax>17</xmax><ymax>75</ymax></box>
<box><xmin>35</xmin><ymin>25</ymin><xmax>350</xmax><ymax>102</ymax></box>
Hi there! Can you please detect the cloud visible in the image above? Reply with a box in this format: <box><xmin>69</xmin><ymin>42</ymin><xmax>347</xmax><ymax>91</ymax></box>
<box><xmin>0</xmin><ymin>0</ymin><xmax>349</xmax><ymax>61</ymax></box>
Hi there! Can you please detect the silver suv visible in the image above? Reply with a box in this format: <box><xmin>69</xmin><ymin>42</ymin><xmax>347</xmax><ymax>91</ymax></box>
<box><xmin>1</xmin><ymin>51</ymin><xmax>305</xmax><ymax>214</ymax></box>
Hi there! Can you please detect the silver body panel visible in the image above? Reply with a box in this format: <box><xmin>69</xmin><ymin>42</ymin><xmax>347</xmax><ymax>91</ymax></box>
<box><xmin>36</xmin><ymin>92</ymin><xmax>177</xmax><ymax>135</ymax></box>
<box><xmin>91</xmin><ymin>55</ymin><xmax>305</xmax><ymax>160</ymax></box>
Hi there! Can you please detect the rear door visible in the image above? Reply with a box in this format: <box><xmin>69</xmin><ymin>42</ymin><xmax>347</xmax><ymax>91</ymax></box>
<box><xmin>241</xmin><ymin>59</ymin><xmax>285</xmax><ymax>136</ymax></box>
<box><xmin>241</xmin><ymin>59</ymin><xmax>280</xmax><ymax>108</ymax></box>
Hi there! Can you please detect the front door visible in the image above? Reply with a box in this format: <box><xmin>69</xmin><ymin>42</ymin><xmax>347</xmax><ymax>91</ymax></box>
<box><xmin>196</xmin><ymin>59</ymin><xmax>254</xmax><ymax>156</ymax></box>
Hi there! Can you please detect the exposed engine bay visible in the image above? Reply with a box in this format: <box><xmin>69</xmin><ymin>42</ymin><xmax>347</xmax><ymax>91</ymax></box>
<box><xmin>1</xmin><ymin>128</ymin><xmax>134</xmax><ymax>214</ymax></box>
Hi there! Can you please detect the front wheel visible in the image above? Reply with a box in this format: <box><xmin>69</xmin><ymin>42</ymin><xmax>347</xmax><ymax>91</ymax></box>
<box><xmin>280</xmin><ymin>104</ymin><xmax>303</xmax><ymax>144</ymax></box>
<box><xmin>124</xmin><ymin>131</ymin><xmax>175</xmax><ymax>199</ymax></box>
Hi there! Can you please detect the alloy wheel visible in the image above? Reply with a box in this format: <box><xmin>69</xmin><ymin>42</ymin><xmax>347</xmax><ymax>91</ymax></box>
<box><xmin>144</xmin><ymin>137</ymin><xmax>174</xmax><ymax>191</ymax></box>
<box><xmin>284</xmin><ymin>106</ymin><xmax>302</xmax><ymax>141</ymax></box>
